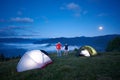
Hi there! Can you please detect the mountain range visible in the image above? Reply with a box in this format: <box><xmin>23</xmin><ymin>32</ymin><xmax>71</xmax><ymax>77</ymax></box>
<box><xmin>34</xmin><ymin>34</ymin><xmax>120</xmax><ymax>51</ymax></box>
<box><xmin>0</xmin><ymin>34</ymin><xmax>120</xmax><ymax>52</ymax></box>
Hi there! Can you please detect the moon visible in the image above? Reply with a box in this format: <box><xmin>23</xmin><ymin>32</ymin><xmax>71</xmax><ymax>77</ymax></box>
<box><xmin>98</xmin><ymin>26</ymin><xmax>103</xmax><ymax>30</ymax></box>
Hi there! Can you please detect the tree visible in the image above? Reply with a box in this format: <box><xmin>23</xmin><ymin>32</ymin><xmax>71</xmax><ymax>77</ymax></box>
<box><xmin>0</xmin><ymin>53</ymin><xmax>5</xmax><ymax>61</ymax></box>
<box><xmin>106</xmin><ymin>37</ymin><xmax>120</xmax><ymax>52</ymax></box>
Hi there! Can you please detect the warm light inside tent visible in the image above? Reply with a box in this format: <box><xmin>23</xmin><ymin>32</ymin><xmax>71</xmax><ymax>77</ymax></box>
<box><xmin>80</xmin><ymin>49</ymin><xmax>90</xmax><ymax>57</ymax></box>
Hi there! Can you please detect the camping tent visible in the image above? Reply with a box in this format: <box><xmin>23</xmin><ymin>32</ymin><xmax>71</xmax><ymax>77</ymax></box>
<box><xmin>79</xmin><ymin>45</ymin><xmax>97</xmax><ymax>57</ymax></box>
<box><xmin>17</xmin><ymin>50</ymin><xmax>52</xmax><ymax>72</ymax></box>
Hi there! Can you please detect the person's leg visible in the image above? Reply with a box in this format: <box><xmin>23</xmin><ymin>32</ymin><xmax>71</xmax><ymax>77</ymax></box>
<box><xmin>59</xmin><ymin>50</ymin><xmax>62</xmax><ymax>56</ymax></box>
<box><xmin>66</xmin><ymin>50</ymin><xmax>68</xmax><ymax>55</ymax></box>
<box><xmin>57</xmin><ymin>50</ymin><xmax>59</xmax><ymax>56</ymax></box>
<box><xmin>65</xmin><ymin>50</ymin><xmax>68</xmax><ymax>55</ymax></box>
<box><xmin>64</xmin><ymin>50</ymin><xmax>66</xmax><ymax>55</ymax></box>
<box><xmin>57</xmin><ymin>50</ymin><xmax>61</xmax><ymax>57</ymax></box>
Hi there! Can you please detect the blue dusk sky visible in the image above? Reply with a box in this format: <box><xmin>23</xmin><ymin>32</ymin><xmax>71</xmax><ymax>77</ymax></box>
<box><xmin>0</xmin><ymin>0</ymin><xmax>120</xmax><ymax>38</ymax></box>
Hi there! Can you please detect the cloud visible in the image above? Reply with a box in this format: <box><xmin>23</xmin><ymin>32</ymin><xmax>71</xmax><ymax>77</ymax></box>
<box><xmin>0</xmin><ymin>25</ymin><xmax>27</xmax><ymax>32</ymax></box>
<box><xmin>98</xmin><ymin>13</ymin><xmax>107</xmax><ymax>17</ymax></box>
<box><xmin>86</xmin><ymin>0</ymin><xmax>101</xmax><ymax>3</ymax></box>
<box><xmin>0</xmin><ymin>25</ymin><xmax>31</xmax><ymax>37</ymax></box>
<box><xmin>60</xmin><ymin>3</ymin><xmax>87</xmax><ymax>17</ymax></box>
<box><xmin>0</xmin><ymin>25</ymin><xmax>18</xmax><ymax>37</ymax></box>
<box><xmin>0</xmin><ymin>25</ymin><xmax>42</xmax><ymax>38</ymax></box>
<box><xmin>66</xmin><ymin>3</ymin><xmax>80</xmax><ymax>10</ymax></box>
<box><xmin>0</xmin><ymin>31</ymin><xmax>16</xmax><ymax>37</ymax></box>
<box><xmin>0</xmin><ymin>17</ymin><xmax>34</xmax><ymax>23</ymax></box>
<box><xmin>11</xmin><ymin>17</ymin><xmax>34</xmax><ymax>23</ymax></box>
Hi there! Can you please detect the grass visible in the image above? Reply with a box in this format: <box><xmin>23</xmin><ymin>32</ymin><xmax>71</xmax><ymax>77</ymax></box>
<box><xmin>0</xmin><ymin>52</ymin><xmax>120</xmax><ymax>80</ymax></box>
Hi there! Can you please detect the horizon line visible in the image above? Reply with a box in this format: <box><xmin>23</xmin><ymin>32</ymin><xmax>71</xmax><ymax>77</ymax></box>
<box><xmin>0</xmin><ymin>34</ymin><xmax>120</xmax><ymax>39</ymax></box>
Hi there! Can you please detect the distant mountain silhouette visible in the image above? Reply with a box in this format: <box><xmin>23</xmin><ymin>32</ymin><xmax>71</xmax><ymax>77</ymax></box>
<box><xmin>34</xmin><ymin>34</ymin><xmax>120</xmax><ymax>51</ymax></box>
<box><xmin>0</xmin><ymin>34</ymin><xmax>120</xmax><ymax>52</ymax></box>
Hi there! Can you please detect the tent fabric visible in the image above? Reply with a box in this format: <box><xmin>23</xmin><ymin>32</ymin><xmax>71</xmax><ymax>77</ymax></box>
<box><xmin>17</xmin><ymin>50</ymin><xmax>52</xmax><ymax>72</ymax></box>
<box><xmin>40</xmin><ymin>50</ymin><xmax>49</xmax><ymax>55</ymax></box>
<box><xmin>80</xmin><ymin>45</ymin><xmax>97</xmax><ymax>56</ymax></box>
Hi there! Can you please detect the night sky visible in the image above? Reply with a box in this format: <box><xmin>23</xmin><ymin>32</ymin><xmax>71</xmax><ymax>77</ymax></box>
<box><xmin>0</xmin><ymin>0</ymin><xmax>120</xmax><ymax>38</ymax></box>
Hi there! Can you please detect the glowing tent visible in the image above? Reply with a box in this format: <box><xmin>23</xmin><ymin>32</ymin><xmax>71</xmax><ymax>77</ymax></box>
<box><xmin>17</xmin><ymin>50</ymin><xmax>52</xmax><ymax>72</ymax></box>
<box><xmin>79</xmin><ymin>45</ymin><xmax>97</xmax><ymax>57</ymax></box>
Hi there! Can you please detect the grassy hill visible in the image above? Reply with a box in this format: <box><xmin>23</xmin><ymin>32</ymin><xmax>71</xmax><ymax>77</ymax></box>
<box><xmin>0</xmin><ymin>52</ymin><xmax>120</xmax><ymax>80</ymax></box>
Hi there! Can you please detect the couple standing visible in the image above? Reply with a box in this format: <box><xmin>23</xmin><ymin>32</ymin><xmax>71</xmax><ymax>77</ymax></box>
<box><xmin>56</xmin><ymin>42</ymin><xmax>68</xmax><ymax>57</ymax></box>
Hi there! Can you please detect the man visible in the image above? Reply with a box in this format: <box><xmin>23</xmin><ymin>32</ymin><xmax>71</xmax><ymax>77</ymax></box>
<box><xmin>56</xmin><ymin>42</ymin><xmax>62</xmax><ymax>57</ymax></box>
<box><xmin>64</xmin><ymin>43</ymin><xmax>69</xmax><ymax>55</ymax></box>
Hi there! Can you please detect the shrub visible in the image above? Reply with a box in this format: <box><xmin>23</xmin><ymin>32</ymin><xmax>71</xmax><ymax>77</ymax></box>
<box><xmin>106</xmin><ymin>37</ymin><xmax>120</xmax><ymax>52</ymax></box>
